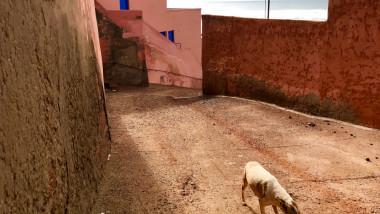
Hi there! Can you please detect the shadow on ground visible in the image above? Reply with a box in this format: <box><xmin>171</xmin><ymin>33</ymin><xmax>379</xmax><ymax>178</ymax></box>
<box><xmin>91</xmin><ymin>127</ymin><xmax>177</xmax><ymax>213</ymax></box>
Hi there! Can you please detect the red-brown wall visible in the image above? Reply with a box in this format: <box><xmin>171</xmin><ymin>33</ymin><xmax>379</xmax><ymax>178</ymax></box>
<box><xmin>202</xmin><ymin>0</ymin><xmax>380</xmax><ymax>129</ymax></box>
<box><xmin>323</xmin><ymin>0</ymin><xmax>380</xmax><ymax>128</ymax></box>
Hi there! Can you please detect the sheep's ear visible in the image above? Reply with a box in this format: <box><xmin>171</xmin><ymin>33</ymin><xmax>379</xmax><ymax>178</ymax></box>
<box><xmin>292</xmin><ymin>200</ymin><xmax>299</xmax><ymax>209</ymax></box>
<box><xmin>290</xmin><ymin>192</ymin><xmax>300</xmax><ymax>200</ymax></box>
<box><xmin>289</xmin><ymin>192</ymin><xmax>295</xmax><ymax>199</ymax></box>
<box><xmin>277</xmin><ymin>197</ymin><xmax>287</xmax><ymax>211</ymax></box>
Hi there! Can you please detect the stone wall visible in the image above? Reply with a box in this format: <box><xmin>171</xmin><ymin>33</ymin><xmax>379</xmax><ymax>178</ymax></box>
<box><xmin>0</xmin><ymin>0</ymin><xmax>110</xmax><ymax>213</ymax></box>
<box><xmin>202</xmin><ymin>0</ymin><xmax>380</xmax><ymax>129</ymax></box>
<box><xmin>96</xmin><ymin>2</ymin><xmax>149</xmax><ymax>87</ymax></box>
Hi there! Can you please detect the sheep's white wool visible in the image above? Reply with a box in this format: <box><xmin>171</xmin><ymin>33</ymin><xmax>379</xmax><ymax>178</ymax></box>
<box><xmin>242</xmin><ymin>161</ymin><xmax>300</xmax><ymax>214</ymax></box>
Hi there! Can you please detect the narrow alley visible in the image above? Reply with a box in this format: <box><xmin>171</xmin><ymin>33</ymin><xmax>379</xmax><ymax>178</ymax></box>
<box><xmin>92</xmin><ymin>85</ymin><xmax>380</xmax><ymax>214</ymax></box>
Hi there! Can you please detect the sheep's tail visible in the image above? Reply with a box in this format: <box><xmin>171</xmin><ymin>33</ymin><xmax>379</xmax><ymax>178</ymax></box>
<box><xmin>242</xmin><ymin>166</ymin><xmax>249</xmax><ymax>190</ymax></box>
<box><xmin>241</xmin><ymin>166</ymin><xmax>248</xmax><ymax>205</ymax></box>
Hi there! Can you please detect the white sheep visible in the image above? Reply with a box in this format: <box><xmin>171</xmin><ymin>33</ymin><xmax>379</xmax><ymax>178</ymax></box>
<box><xmin>241</xmin><ymin>161</ymin><xmax>300</xmax><ymax>214</ymax></box>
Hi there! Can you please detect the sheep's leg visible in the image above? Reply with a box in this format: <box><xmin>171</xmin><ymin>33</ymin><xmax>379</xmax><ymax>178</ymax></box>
<box><xmin>241</xmin><ymin>170</ymin><xmax>248</xmax><ymax>206</ymax></box>
<box><xmin>272</xmin><ymin>205</ymin><xmax>279</xmax><ymax>214</ymax></box>
<box><xmin>259</xmin><ymin>199</ymin><xmax>266</xmax><ymax>214</ymax></box>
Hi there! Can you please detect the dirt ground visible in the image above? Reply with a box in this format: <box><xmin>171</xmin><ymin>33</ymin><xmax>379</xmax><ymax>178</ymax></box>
<box><xmin>92</xmin><ymin>85</ymin><xmax>380</xmax><ymax>214</ymax></box>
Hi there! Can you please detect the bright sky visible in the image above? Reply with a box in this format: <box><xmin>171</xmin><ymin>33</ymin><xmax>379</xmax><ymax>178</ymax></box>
<box><xmin>167</xmin><ymin>0</ymin><xmax>217</xmax><ymax>8</ymax></box>
<box><xmin>167</xmin><ymin>0</ymin><xmax>328</xmax><ymax>21</ymax></box>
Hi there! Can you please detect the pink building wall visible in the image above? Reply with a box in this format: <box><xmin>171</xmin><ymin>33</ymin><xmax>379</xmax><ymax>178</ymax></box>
<box><xmin>95</xmin><ymin>0</ymin><xmax>201</xmax><ymax>65</ymax></box>
<box><xmin>96</xmin><ymin>0</ymin><xmax>202</xmax><ymax>88</ymax></box>
<box><xmin>167</xmin><ymin>9</ymin><xmax>202</xmax><ymax>68</ymax></box>
<box><xmin>130</xmin><ymin>0</ymin><xmax>202</xmax><ymax>65</ymax></box>
<box><xmin>96</xmin><ymin>0</ymin><xmax>120</xmax><ymax>10</ymax></box>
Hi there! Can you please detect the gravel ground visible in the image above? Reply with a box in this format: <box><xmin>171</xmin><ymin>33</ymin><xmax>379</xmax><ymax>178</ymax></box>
<box><xmin>92</xmin><ymin>84</ymin><xmax>380</xmax><ymax>214</ymax></box>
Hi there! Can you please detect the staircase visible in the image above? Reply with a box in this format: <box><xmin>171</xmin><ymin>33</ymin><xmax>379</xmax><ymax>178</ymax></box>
<box><xmin>95</xmin><ymin>2</ymin><xmax>202</xmax><ymax>89</ymax></box>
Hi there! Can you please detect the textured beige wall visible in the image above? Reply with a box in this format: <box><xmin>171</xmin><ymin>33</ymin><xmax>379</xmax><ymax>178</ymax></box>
<box><xmin>0</xmin><ymin>0</ymin><xmax>110</xmax><ymax>213</ymax></box>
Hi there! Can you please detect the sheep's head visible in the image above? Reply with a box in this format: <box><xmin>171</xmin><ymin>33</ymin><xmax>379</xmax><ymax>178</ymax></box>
<box><xmin>288</xmin><ymin>200</ymin><xmax>300</xmax><ymax>214</ymax></box>
<box><xmin>278</xmin><ymin>198</ymin><xmax>300</xmax><ymax>214</ymax></box>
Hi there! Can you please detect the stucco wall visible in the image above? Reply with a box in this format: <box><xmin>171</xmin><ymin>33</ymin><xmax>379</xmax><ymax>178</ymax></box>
<box><xmin>0</xmin><ymin>0</ymin><xmax>110</xmax><ymax>213</ymax></box>
<box><xmin>202</xmin><ymin>1</ymin><xmax>380</xmax><ymax>129</ymax></box>
<box><xmin>323</xmin><ymin>0</ymin><xmax>380</xmax><ymax>128</ymax></box>
<box><xmin>167</xmin><ymin>9</ymin><xmax>202</xmax><ymax>66</ymax></box>
<box><xmin>96</xmin><ymin>4</ymin><xmax>149</xmax><ymax>87</ymax></box>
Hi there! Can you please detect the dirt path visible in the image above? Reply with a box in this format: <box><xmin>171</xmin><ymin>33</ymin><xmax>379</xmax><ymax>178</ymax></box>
<box><xmin>92</xmin><ymin>85</ymin><xmax>380</xmax><ymax>214</ymax></box>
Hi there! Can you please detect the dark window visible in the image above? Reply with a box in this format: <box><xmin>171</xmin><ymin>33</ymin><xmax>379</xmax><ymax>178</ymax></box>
<box><xmin>160</xmin><ymin>31</ymin><xmax>167</xmax><ymax>37</ymax></box>
<box><xmin>168</xmin><ymin>30</ymin><xmax>174</xmax><ymax>42</ymax></box>
<box><xmin>120</xmin><ymin>0</ymin><xmax>129</xmax><ymax>10</ymax></box>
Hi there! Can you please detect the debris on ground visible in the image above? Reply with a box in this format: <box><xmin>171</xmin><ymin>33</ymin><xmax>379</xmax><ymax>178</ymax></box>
<box><xmin>308</xmin><ymin>122</ymin><xmax>316</xmax><ymax>127</ymax></box>
<box><xmin>366</xmin><ymin>158</ymin><xmax>371</xmax><ymax>162</ymax></box>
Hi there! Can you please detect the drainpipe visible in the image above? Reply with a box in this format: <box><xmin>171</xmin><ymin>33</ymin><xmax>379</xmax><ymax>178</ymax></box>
<box><xmin>267</xmin><ymin>0</ymin><xmax>270</xmax><ymax>19</ymax></box>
